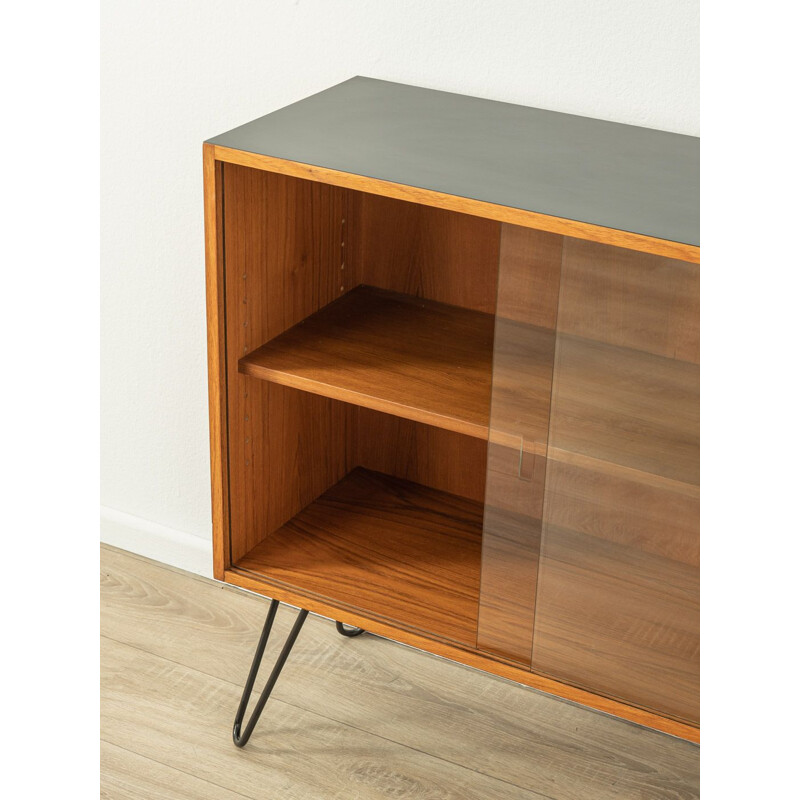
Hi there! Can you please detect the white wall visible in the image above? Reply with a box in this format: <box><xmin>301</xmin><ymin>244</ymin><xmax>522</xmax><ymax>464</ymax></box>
<box><xmin>100</xmin><ymin>0</ymin><xmax>699</xmax><ymax>576</ymax></box>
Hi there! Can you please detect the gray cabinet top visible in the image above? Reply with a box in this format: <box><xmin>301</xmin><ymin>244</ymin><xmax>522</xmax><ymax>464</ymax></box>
<box><xmin>208</xmin><ymin>77</ymin><xmax>699</xmax><ymax>247</ymax></box>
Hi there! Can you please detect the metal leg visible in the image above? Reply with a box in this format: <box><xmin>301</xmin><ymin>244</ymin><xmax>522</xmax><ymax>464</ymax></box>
<box><xmin>232</xmin><ymin>599</ymin><xmax>308</xmax><ymax>748</ymax></box>
<box><xmin>335</xmin><ymin>620</ymin><xmax>365</xmax><ymax>637</ymax></box>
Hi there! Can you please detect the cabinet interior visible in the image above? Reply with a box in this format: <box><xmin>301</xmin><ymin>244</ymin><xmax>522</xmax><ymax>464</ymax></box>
<box><xmin>223</xmin><ymin>163</ymin><xmax>511</xmax><ymax>647</ymax></box>
<box><xmin>220</xmin><ymin>162</ymin><xmax>699</xmax><ymax>725</ymax></box>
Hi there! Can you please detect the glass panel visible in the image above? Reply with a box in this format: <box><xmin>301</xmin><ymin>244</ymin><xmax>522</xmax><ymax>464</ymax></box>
<box><xmin>477</xmin><ymin>225</ymin><xmax>561</xmax><ymax>663</ymax></box>
<box><xmin>532</xmin><ymin>237</ymin><xmax>700</xmax><ymax>723</ymax></box>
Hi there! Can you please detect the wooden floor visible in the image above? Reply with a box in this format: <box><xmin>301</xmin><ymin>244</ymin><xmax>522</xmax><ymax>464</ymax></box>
<box><xmin>100</xmin><ymin>545</ymin><xmax>699</xmax><ymax>800</ymax></box>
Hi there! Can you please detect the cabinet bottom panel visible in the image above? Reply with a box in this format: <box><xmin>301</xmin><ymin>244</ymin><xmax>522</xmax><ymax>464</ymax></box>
<box><xmin>223</xmin><ymin>566</ymin><xmax>700</xmax><ymax>743</ymax></box>
<box><xmin>235</xmin><ymin>467</ymin><xmax>482</xmax><ymax>648</ymax></box>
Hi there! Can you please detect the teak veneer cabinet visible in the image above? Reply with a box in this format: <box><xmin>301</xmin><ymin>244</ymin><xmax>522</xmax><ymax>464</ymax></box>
<box><xmin>204</xmin><ymin>78</ymin><xmax>700</xmax><ymax>743</ymax></box>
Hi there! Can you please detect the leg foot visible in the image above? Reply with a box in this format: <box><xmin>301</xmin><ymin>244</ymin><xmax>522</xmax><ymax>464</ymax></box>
<box><xmin>335</xmin><ymin>621</ymin><xmax>365</xmax><ymax>637</ymax></box>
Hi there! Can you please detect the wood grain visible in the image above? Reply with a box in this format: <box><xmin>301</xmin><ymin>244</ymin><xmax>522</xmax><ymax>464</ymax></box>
<box><xmin>239</xmin><ymin>286</ymin><xmax>496</xmax><ymax>440</ymax></box>
<box><xmin>534</xmin><ymin>235</ymin><xmax>700</xmax><ymax>724</ymax></box>
<box><xmin>240</xmin><ymin>286</ymin><xmax>561</xmax><ymax>454</ymax></box>
<box><xmin>352</xmin><ymin>191</ymin><xmax>500</xmax><ymax>313</ymax></box>
<box><xmin>477</xmin><ymin>500</ymin><xmax>542</xmax><ymax>664</ymax></box>
<box><xmin>203</xmin><ymin>145</ymin><xmax>230</xmax><ymax>580</ymax></box>
<box><xmin>557</xmin><ymin>237</ymin><xmax>700</xmax><ymax>363</ymax></box>
<box><xmin>488</xmin><ymin>316</ymin><xmax>557</xmax><ymax>454</ymax></box>
<box><xmin>236</xmin><ymin>468</ymin><xmax>483</xmax><ymax>647</ymax></box>
<box><xmin>355</xmin><ymin>408</ymin><xmax>487</xmax><ymax>504</ymax></box>
<box><xmin>223</xmin><ymin>564</ymin><xmax>699</xmax><ymax>742</ymax></box>
<box><xmin>101</xmin><ymin>545</ymin><xmax>700</xmax><ymax>797</ymax></box>
<box><xmin>531</xmin><ymin>526</ymin><xmax>699</xmax><ymax>724</ymax></box>
<box><xmin>477</xmin><ymin>232</ymin><xmax>560</xmax><ymax>663</ymax></box>
<box><xmin>209</xmin><ymin>144</ymin><xmax>701</xmax><ymax>263</ymax></box>
<box><xmin>222</xmin><ymin>164</ymin><xmax>355</xmax><ymax>561</ymax></box>
<box><xmin>495</xmin><ymin>225</ymin><xmax>563</xmax><ymax>328</ymax></box>
<box><xmin>103</xmin><ymin>637</ymin><xmax>546</xmax><ymax>800</ymax></box>
<box><xmin>101</xmin><ymin>742</ymin><xmax>246</xmax><ymax>800</ymax></box>
<box><xmin>543</xmin><ymin>457</ymin><xmax>699</xmax><ymax>566</ymax></box>
<box><xmin>548</xmin><ymin>335</ymin><xmax>700</xmax><ymax>486</ymax></box>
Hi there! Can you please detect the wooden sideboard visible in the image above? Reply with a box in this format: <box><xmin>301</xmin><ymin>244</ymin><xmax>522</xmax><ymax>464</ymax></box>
<box><xmin>204</xmin><ymin>78</ymin><xmax>699</xmax><ymax>743</ymax></box>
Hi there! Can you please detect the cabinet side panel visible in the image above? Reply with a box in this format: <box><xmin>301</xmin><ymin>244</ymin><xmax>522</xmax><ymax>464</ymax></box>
<box><xmin>353</xmin><ymin>192</ymin><xmax>501</xmax><ymax>313</ymax></box>
<box><xmin>204</xmin><ymin>147</ymin><xmax>230</xmax><ymax>579</ymax></box>
<box><xmin>533</xmin><ymin>238</ymin><xmax>700</xmax><ymax>724</ymax></box>
<box><xmin>223</xmin><ymin>165</ymin><xmax>356</xmax><ymax>561</ymax></box>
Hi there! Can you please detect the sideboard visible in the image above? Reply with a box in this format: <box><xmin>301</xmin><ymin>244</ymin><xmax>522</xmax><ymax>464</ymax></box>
<box><xmin>203</xmin><ymin>77</ymin><xmax>699</xmax><ymax>744</ymax></box>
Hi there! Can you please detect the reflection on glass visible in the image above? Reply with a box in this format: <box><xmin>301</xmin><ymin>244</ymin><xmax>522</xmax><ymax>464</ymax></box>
<box><xmin>477</xmin><ymin>225</ymin><xmax>561</xmax><ymax>663</ymax></box>
<box><xmin>532</xmin><ymin>237</ymin><xmax>700</xmax><ymax>723</ymax></box>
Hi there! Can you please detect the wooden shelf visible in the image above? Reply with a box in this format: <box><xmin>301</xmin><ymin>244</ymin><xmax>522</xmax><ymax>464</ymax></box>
<box><xmin>239</xmin><ymin>285</ymin><xmax>698</xmax><ymax>487</ymax></box>
<box><xmin>240</xmin><ymin>285</ymin><xmax>558</xmax><ymax>448</ymax></box>
<box><xmin>235</xmin><ymin>468</ymin><xmax>483</xmax><ymax>647</ymax></box>
<box><xmin>240</xmin><ymin>286</ymin><xmax>497</xmax><ymax>439</ymax></box>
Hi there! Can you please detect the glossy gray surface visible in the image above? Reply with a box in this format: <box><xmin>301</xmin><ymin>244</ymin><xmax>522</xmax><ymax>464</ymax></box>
<box><xmin>208</xmin><ymin>77</ymin><xmax>699</xmax><ymax>246</ymax></box>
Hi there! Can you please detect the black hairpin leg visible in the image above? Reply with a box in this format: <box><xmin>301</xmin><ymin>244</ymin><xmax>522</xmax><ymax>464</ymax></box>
<box><xmin>335</xmin><ymin>621</ymin><xmax>365</xmax><ymax>637</ymax></box>
<box><xmin>232</xmin><ymin>599</ymin><xmax>308</xmax><ymax>748</ymax></box>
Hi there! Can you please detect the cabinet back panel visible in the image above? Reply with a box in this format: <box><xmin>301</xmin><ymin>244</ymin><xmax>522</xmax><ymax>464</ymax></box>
<box><xmin>556</xmin><ymin>238</ymin><xmax>699</xmax><ymax>363</ymax></box>
<box><xmin>351</xmin><ymin>192</ymin><xmax>501</xmax><ymax>313</ymax></box>
<box><xmin>355</xmin><ymin>408</ymin><xmax>487</xmax><ymax>503</ymax></box>
<box><xmin>543</xmin><ymin>459</ymin><xmax>699</xmax><ymax>566</ymax></box>
<box><xmin>494</xmin><ymin>225</ymin><xmax>562</xmax><ymax>328</ymax></box>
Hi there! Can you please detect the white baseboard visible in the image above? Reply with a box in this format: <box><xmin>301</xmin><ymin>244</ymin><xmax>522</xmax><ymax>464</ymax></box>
<box><xmin>100</xmin><ymin>506</ymin><xmax>214</xmax><ymax>578</ymax></box>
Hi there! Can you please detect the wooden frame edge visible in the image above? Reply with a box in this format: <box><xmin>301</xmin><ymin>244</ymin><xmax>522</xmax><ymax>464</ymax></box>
<box><xmin>224</xmin><ymin>568</ymin><xmax>700</xmax><ymax>744</ymax></box>
<box><xmin>208</xmin><ymin>143</ymin><xmax>700</xmax><ymax>264</ymax></box>
<box><xmin>203</xmin><ymin>143</ymin><xmax>231</xmax><ymax>580</ymax></box>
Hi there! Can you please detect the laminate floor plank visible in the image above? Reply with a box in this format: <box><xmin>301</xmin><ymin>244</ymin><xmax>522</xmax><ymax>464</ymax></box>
<box><xmin>100</xmin><ymin>741</ymin><xmax>250</xmax><ymax>800</ymax></box>
<box><xmin>101</xmin><ymin>545</ymin><xmax>699</xmax><ymax>800</ymax></box>
<box><xmin>102</xmin><ymin>636</ymin><xmax>548</xmax><ymax>800</ymax></box>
